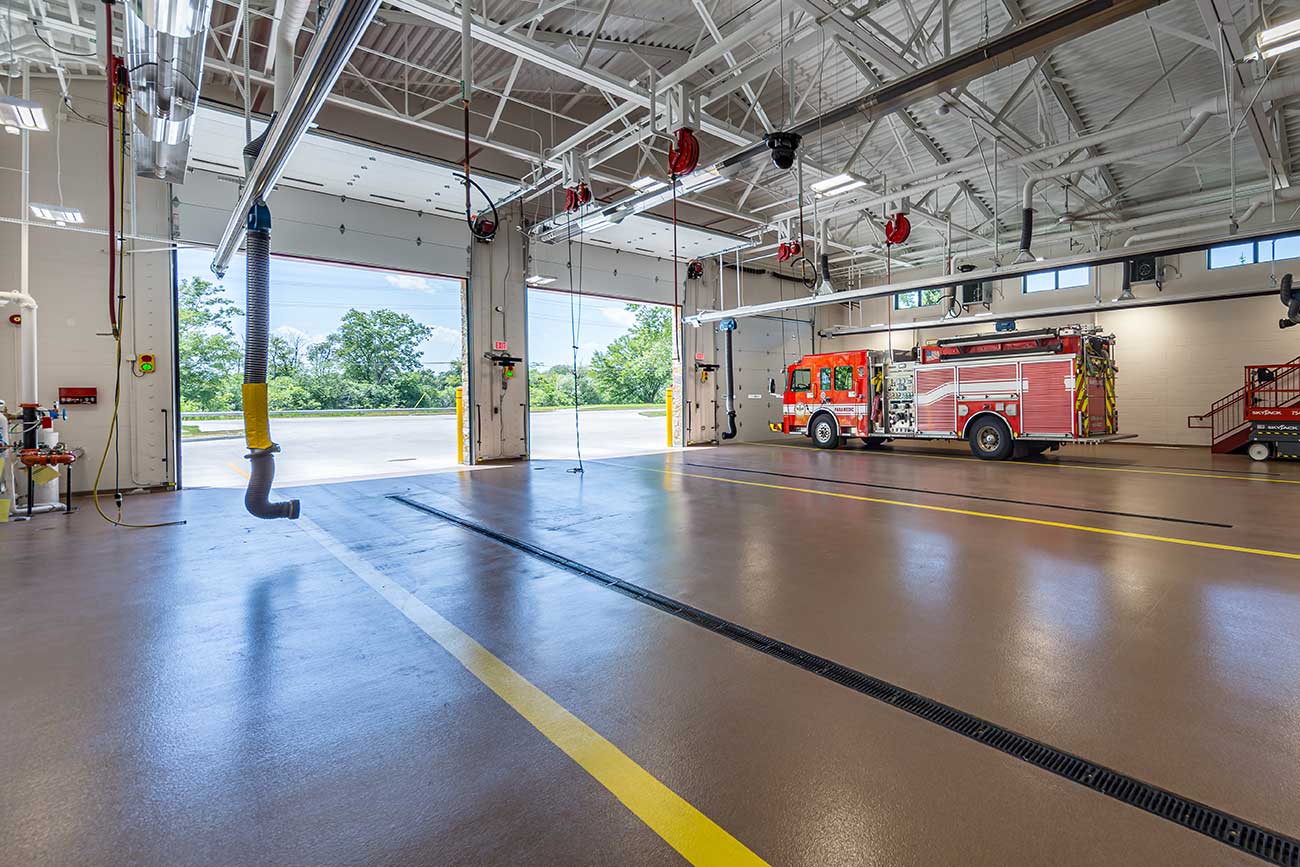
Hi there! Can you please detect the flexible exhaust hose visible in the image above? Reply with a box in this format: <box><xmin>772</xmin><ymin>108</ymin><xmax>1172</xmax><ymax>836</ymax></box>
<box><xmin>720</xmin><ymin>319</ymin><xmax>738</xmax><ymax>440</ymax></box>
<box><xmin>242</xmin><ymin>202</ymin><xmax>300</xmax><ymax>520</ymax></box>
<box><xmin>1018</xmin><ymin>208</ymin><xmax>1034</xmax><ymax>260</ymax></box>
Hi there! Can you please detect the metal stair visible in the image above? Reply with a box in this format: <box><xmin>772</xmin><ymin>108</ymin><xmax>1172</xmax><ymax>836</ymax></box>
<box><xmin>1188</xmin><ymin>355</ymin><xmax>1300</xmax><ymax>453</ymax></box>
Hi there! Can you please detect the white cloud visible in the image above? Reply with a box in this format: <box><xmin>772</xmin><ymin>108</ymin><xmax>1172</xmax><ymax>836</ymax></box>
<box><xmin>600</xmin><ymin>307</ymin><xmax>637</xmax><ymax>328</ymax></box>
<box><xmin>384</xmin><ymin>273</ymin><xmax>436</xmax><ymax>292</ymax></box>
<box><xmin>426</xmin><ymin>324</ymin><xmax>460</xmax><ymax>343</ymax></box>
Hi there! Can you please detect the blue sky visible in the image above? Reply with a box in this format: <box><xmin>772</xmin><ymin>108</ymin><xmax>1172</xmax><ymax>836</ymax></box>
<box><xmin>176</xmin><ymin>249</ymin><xmax>653</xmax><ymax>369</ymax></box>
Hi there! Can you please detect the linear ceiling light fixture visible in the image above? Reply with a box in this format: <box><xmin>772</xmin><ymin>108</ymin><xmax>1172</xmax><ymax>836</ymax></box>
<box><xmin>30</xmin><ymin>204</ymin><xmax>86</xmax><ymax>226</ymax></box>
<box><xmin>1256</xmin><ymin>17</ymin><xmax>1300</xmax><ymax>57</ymax></box>
<box><xmin>525</xmin><ymin>274</ymin><xmax>558</xmax><ymax>286</ymax></box>
<box><xmin>0</xmin><ymin>95</ymin><xmax>49</xmax><ymax>133</ymax></box>
<box><xmin>810</xmin><ymin>173</ymin><xmax>867</xmax><ymax>198</ymax></box>
<box><xmin>630</xmin><ymin>176</ymin><xmax>668</xmax><ymax>192</ymax></box>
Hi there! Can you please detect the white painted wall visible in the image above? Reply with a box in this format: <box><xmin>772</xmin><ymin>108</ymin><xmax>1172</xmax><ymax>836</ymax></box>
<box><xmin>0</xmin><ymin>81</ymin><xmax>173</xmax><ymax>494</ymax></box>
<box><xmin>822</xmin><ymin>250</ymin><xmax>1300</xmax><ymax>444</ymax></box>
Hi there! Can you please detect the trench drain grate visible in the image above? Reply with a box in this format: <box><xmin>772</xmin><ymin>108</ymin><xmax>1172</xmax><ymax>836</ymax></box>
<box><xmin>388</xmin><ymin>493</ymin><xmax>1299</xmax><ymax>866</ymax></box>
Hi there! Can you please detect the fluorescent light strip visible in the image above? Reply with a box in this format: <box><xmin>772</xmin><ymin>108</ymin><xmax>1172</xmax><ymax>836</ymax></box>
<box><xmin>816</xmin><ymin>179</ymin><xmax>867</xmax><ymax>198</ymax></box>
<box><xmin>811</xmin><ymin>173</ymin><xmax>855</xmax><ymax>193</ymax></box>
<box><xmin>1258</xmin><ymin>16</ymin><xmax>1300</xmax><ymax>47</ymax></box>
<box><xmin>30</xmin><ymin>203</ymin><xmax>85</xmax><ymax>224</ymax></box>
<box><xmin>0</xmin><ymin>95</ymin><xmax>49</xmax><ymax>132</ymax></box>
<box><xmin>630</xmin><ymin>176</ymin><xmax>667</xmax><ymax>191</ymax></box>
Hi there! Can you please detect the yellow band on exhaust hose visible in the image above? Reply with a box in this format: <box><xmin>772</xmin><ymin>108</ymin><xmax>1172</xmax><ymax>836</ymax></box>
<box><xmin>242</xmin><ymin>383</ymin><xmax>273</xmax><ymax>450</ymax></box>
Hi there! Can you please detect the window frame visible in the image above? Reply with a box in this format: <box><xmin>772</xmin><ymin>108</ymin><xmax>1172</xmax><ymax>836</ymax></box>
<box><xmin>894</xmin><ymin>286</ymin><xmax>946</xmax><ymax>309</ymax></box>
<box><xmin>1206</xmin><ymin>233</ymin><xmax>1300</xmax><ymax>270</ymax></box>
<box><xmin>833</xmin><ymin>365</ymin><xmax>854</xmax><ymax>391</ymax></box>
<box><xmin>1022</xmin><ymin>265</ymin><xmax>1091</xmax><ymax>294</ymax></box>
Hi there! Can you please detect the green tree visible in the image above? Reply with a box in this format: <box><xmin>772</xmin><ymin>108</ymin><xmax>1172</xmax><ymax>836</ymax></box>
<box><xmin>323</xmin><ymin>308</ymin><xmax>433</xmax><ymax>386</ymax></box>
<box><xmin>589</xmin><ymin>305</ymin><xmax>672</xmax><ymax>403</ymax></box>
<box><xmin>178</xmin><ymin>276</ymin><xmax>243</xmax><ymax>411</ymax></box>
<box><xmin>268</xmin><ymin>331</ymin><xmax>308</xmax><ymax>378</ymax></box>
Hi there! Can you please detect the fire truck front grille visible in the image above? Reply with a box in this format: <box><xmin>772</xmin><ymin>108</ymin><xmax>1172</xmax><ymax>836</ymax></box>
<box><xmin>391</xmin><ymin>493</ymin><xmax>1300</xmax><ymax>867</ymax></box>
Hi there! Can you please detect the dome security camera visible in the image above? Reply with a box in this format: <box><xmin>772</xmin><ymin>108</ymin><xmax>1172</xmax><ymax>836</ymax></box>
<box><xmin>764</xmin><ymin>131</ymin><xmax>802</xmax><ymax>171</ymax></box>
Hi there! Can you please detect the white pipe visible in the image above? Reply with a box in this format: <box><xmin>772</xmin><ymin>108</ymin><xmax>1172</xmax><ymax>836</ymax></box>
<box><xmin>1123</xmin><ymin>200</ymin><xmax>1266</xmax><ymax>247</ymax></box>
<box><xmin>273</xmin><ymin>0</ymin><xmax>313</xmax><ymax>112</ymax></box>
<box><xmin>0</xmin><ymin>293</ymin><xmax>39</xmax><ymax>407</ymax></box>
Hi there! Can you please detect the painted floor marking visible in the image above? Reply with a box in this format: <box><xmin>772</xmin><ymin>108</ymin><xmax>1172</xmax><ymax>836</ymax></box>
<box><xmin>298</xmin><ymin>516</ymin><xmax>771</xmax><ymax>867</ymax></box>
<box><xmin>612</xmin><ymin>463</ymin><xmax>1300</xmax><ymax>562</ymax></box>
<box><xmin>748</xmin><ymin>440</ymin><xmax>1300</xmax><ymax>485</ymax></box>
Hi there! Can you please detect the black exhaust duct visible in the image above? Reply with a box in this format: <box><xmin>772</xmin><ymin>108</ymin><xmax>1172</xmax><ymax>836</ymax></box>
<box><xmin>719</xmin><ymin>319</ymin><xmax>738</xmax><ymax>440</ymax></box>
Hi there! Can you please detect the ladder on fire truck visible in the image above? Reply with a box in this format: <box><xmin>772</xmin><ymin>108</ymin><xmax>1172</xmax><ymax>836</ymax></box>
<box><xmin>1187</xmin><ymin>355</ymin><xmax>1300</xmax><ymax>453</ymax></box>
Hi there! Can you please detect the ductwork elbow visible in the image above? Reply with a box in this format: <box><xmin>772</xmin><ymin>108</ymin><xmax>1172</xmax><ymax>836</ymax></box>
<box><xmin>1176</xmin><ymin>111</ymin><xmax>1213</xmax><ymax>147</ymax></box>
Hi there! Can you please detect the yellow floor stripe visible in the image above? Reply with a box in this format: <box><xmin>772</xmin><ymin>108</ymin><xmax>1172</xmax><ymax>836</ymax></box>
<box><xmin>299</xmin><ymin>517</ymin><xmax>770</xmax><ymax>867</ymax></box>
<box><xmin>623</xmin><ymin>464</ymin><xmax>1300</xmax><ymax>562</ymax></box>
<box><xmin>748</xmin><ymin>440</ymin><xmax>1300</xmax><ymax>485</ymax></box>
<box><xmin>226</xmin><ymin>461</ymin><xmax>251</xmax><ymax>480</ymax></box>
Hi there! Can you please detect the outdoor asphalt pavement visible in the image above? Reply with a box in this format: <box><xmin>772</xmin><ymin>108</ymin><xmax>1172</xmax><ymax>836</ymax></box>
<box><xmin>182</xmin><ymin>409</ymin><xmax>670</xmax><ymax>487</ymax></box>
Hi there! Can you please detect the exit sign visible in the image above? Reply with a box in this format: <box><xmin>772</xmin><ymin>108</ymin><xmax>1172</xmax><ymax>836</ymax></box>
<box><xmin>493</xmin><ymin>341</ymin><xmax>508</xmax><ymax>351</ymax></box>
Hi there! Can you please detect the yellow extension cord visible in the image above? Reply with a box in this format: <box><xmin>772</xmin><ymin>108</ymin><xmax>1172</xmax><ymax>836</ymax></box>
<box><xmin>89</xmin><ymin>98</ymin><xmax>184</xmax><ymax>530</ymax></box>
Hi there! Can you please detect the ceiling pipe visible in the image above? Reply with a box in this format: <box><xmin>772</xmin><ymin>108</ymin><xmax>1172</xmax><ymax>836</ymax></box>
<box><xmin>273</xmin><ymin>0</ymin><xmax>313</xmax><ymax>112</ymax></box>
<box><xmin>210</xmin><ymin>0</ymin><xmax>383</xmax><ymax>276</ymax></box>
<box><xmin>819</xmin><ymin>283</ymin><xmax>1282</xmax><ymax>338</ymax></box>
<box><xmin>682</xmin><ymin>218</ymin><xmax>1300</xmax><ymax>325</ymax></box>
<box><xmin>1017</xmin><ymin>71</ymin><xmax>1300</xmax><ymax>262</ymax></box>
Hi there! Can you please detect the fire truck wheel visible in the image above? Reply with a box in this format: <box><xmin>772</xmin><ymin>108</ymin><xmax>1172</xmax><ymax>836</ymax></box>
<box><xmin>968</xmin><ymin>416</ymin><xmax>1014</xmax><ymax>461</ymax></box>
<box><xmin>811</xmin><ymin>415</ymin><xmax>840</xmax><ymax>449</ymax></box>
<box><xmin>1248</xmin><ymin>441</ymin><xmax>1273</xmax><ymax>462</ymax></box>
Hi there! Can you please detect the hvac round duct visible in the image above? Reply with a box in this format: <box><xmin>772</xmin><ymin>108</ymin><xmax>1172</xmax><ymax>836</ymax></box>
<box><xmin>128</xmin><ymin>0</ymin><xmax>215</xmax><ymax>40</ymax></box>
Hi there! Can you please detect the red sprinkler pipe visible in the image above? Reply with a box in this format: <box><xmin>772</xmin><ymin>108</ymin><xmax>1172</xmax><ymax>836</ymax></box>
<box><xmin>105</xmin><ymin>2</ymin><xmax>118</xmax><ymax>336</ymax></box>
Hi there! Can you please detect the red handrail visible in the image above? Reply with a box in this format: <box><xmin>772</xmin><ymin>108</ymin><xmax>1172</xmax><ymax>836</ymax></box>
<box><xmin>1189</xmin><ymin>355</ymin><xmax>1300</xmax><ymax>445</ymax></box>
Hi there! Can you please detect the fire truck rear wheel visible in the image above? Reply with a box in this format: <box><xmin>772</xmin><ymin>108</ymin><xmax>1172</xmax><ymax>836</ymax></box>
<box><xmin>811</xmin><ymin>415</ymin><xmax>840</xmax><ymax>449</ymax></box>
<box><xmin>1248</xmin><ymin>441</ymin><xmax>1273</xmax><ymax>462</ymax></box>
<box><xmin>968</xmin><ymin>416</ymin><xmax>1014</xmax><ymax>461</ymax></box>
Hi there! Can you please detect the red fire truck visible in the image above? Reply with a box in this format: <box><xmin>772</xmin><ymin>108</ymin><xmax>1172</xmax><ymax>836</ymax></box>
<box><xmin>776</xmin><ymin>325</ymin><xmax>1126</xmax><ymax>460</ymax></box>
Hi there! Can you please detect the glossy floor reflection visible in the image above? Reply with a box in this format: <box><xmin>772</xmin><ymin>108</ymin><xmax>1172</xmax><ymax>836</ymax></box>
<box><xmin>3</xmin><ymin>441</ymin><xmax>1295</xmax><ymax>866</ymax></box>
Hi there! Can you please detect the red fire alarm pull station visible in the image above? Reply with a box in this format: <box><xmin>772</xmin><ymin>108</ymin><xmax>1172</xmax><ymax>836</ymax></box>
<box><xmin>59</xmin><ymin>387</ymin><xmax>98</xmax><ymax>405</ymax></box>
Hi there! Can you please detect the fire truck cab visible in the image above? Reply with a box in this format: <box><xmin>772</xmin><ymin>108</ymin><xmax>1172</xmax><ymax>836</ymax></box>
<box><xmin>777</xmin><ymin>325</ymin><xmax>1124</xmax><ymax>460</ymax></box>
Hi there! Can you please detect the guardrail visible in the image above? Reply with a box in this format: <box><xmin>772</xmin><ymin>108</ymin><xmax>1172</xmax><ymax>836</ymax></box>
<box><xmin>181</xmin><ymin>408</ymin><xmax>455</xmax><ymax>420</ymax></box>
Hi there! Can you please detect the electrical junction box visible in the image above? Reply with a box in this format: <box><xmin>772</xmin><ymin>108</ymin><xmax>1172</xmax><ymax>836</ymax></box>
<box><xmin>58</xmin><ymin>387</ymin><xmax>97</xmax><ymax>405</ymax></box>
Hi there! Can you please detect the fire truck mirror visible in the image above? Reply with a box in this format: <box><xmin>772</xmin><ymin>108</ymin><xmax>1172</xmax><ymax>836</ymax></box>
<box><xmin>768</xmin><ymin>377</ymin><xmax>778</xmax><ymax>396</ymax></box>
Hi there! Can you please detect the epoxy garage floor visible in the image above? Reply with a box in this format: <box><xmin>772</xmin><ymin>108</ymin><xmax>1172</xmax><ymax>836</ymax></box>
<box><xmin>5</xmin><ymin>442</ymin><xmax>1300</xmax><ymax>866</ymax></box>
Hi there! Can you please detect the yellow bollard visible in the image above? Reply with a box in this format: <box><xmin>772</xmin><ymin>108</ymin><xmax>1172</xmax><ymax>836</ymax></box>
<box><xmin>455</xmin><ymin>386</ymin><xmax>465</xmax><ymax>464</ymax></box>
<box><xmin>665</xmin><ymin>386</ymin><xmax>673</xmax><ymax>447</ymax></box>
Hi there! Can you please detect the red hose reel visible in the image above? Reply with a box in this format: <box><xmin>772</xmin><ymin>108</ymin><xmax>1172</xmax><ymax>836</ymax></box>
<box><xmin>564</xmin><ymin>182</ymin><xmax>593</xmax><ymax>213</ymax></box>
<box><xmin>775</xmin><ymin>240</ymin><xmax>802</xmax><ymax>263</ymax></box>
<box><xmin>668</xmin><ymin>128</ymin><xmax>700</xmax><ymax>177</ymax></box>
<box><xmin>884</xmin><ymin>213</ymin><xmax>911</xmax><ymax>245</ymax></box>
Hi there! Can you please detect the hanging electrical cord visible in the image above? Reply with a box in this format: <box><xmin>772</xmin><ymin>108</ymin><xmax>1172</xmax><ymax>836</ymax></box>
<box><xmin>459</xmin><ymin>1</ymin><xmax>498</xmax><ymax>242</ymax></box>
<box><xmin>92</xmin><ymin>92</ymin><xmax>184</xmax><ymax>529</ymax></box>
<box><xmin>33</xmin><ymin>24</ymin><xmax>97</xmax><ymax>58</ymax></box>
<box><xmin>564</xmin><ymin>209</ymin><xmax>584</xmax><ymax>474</ymax></box>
